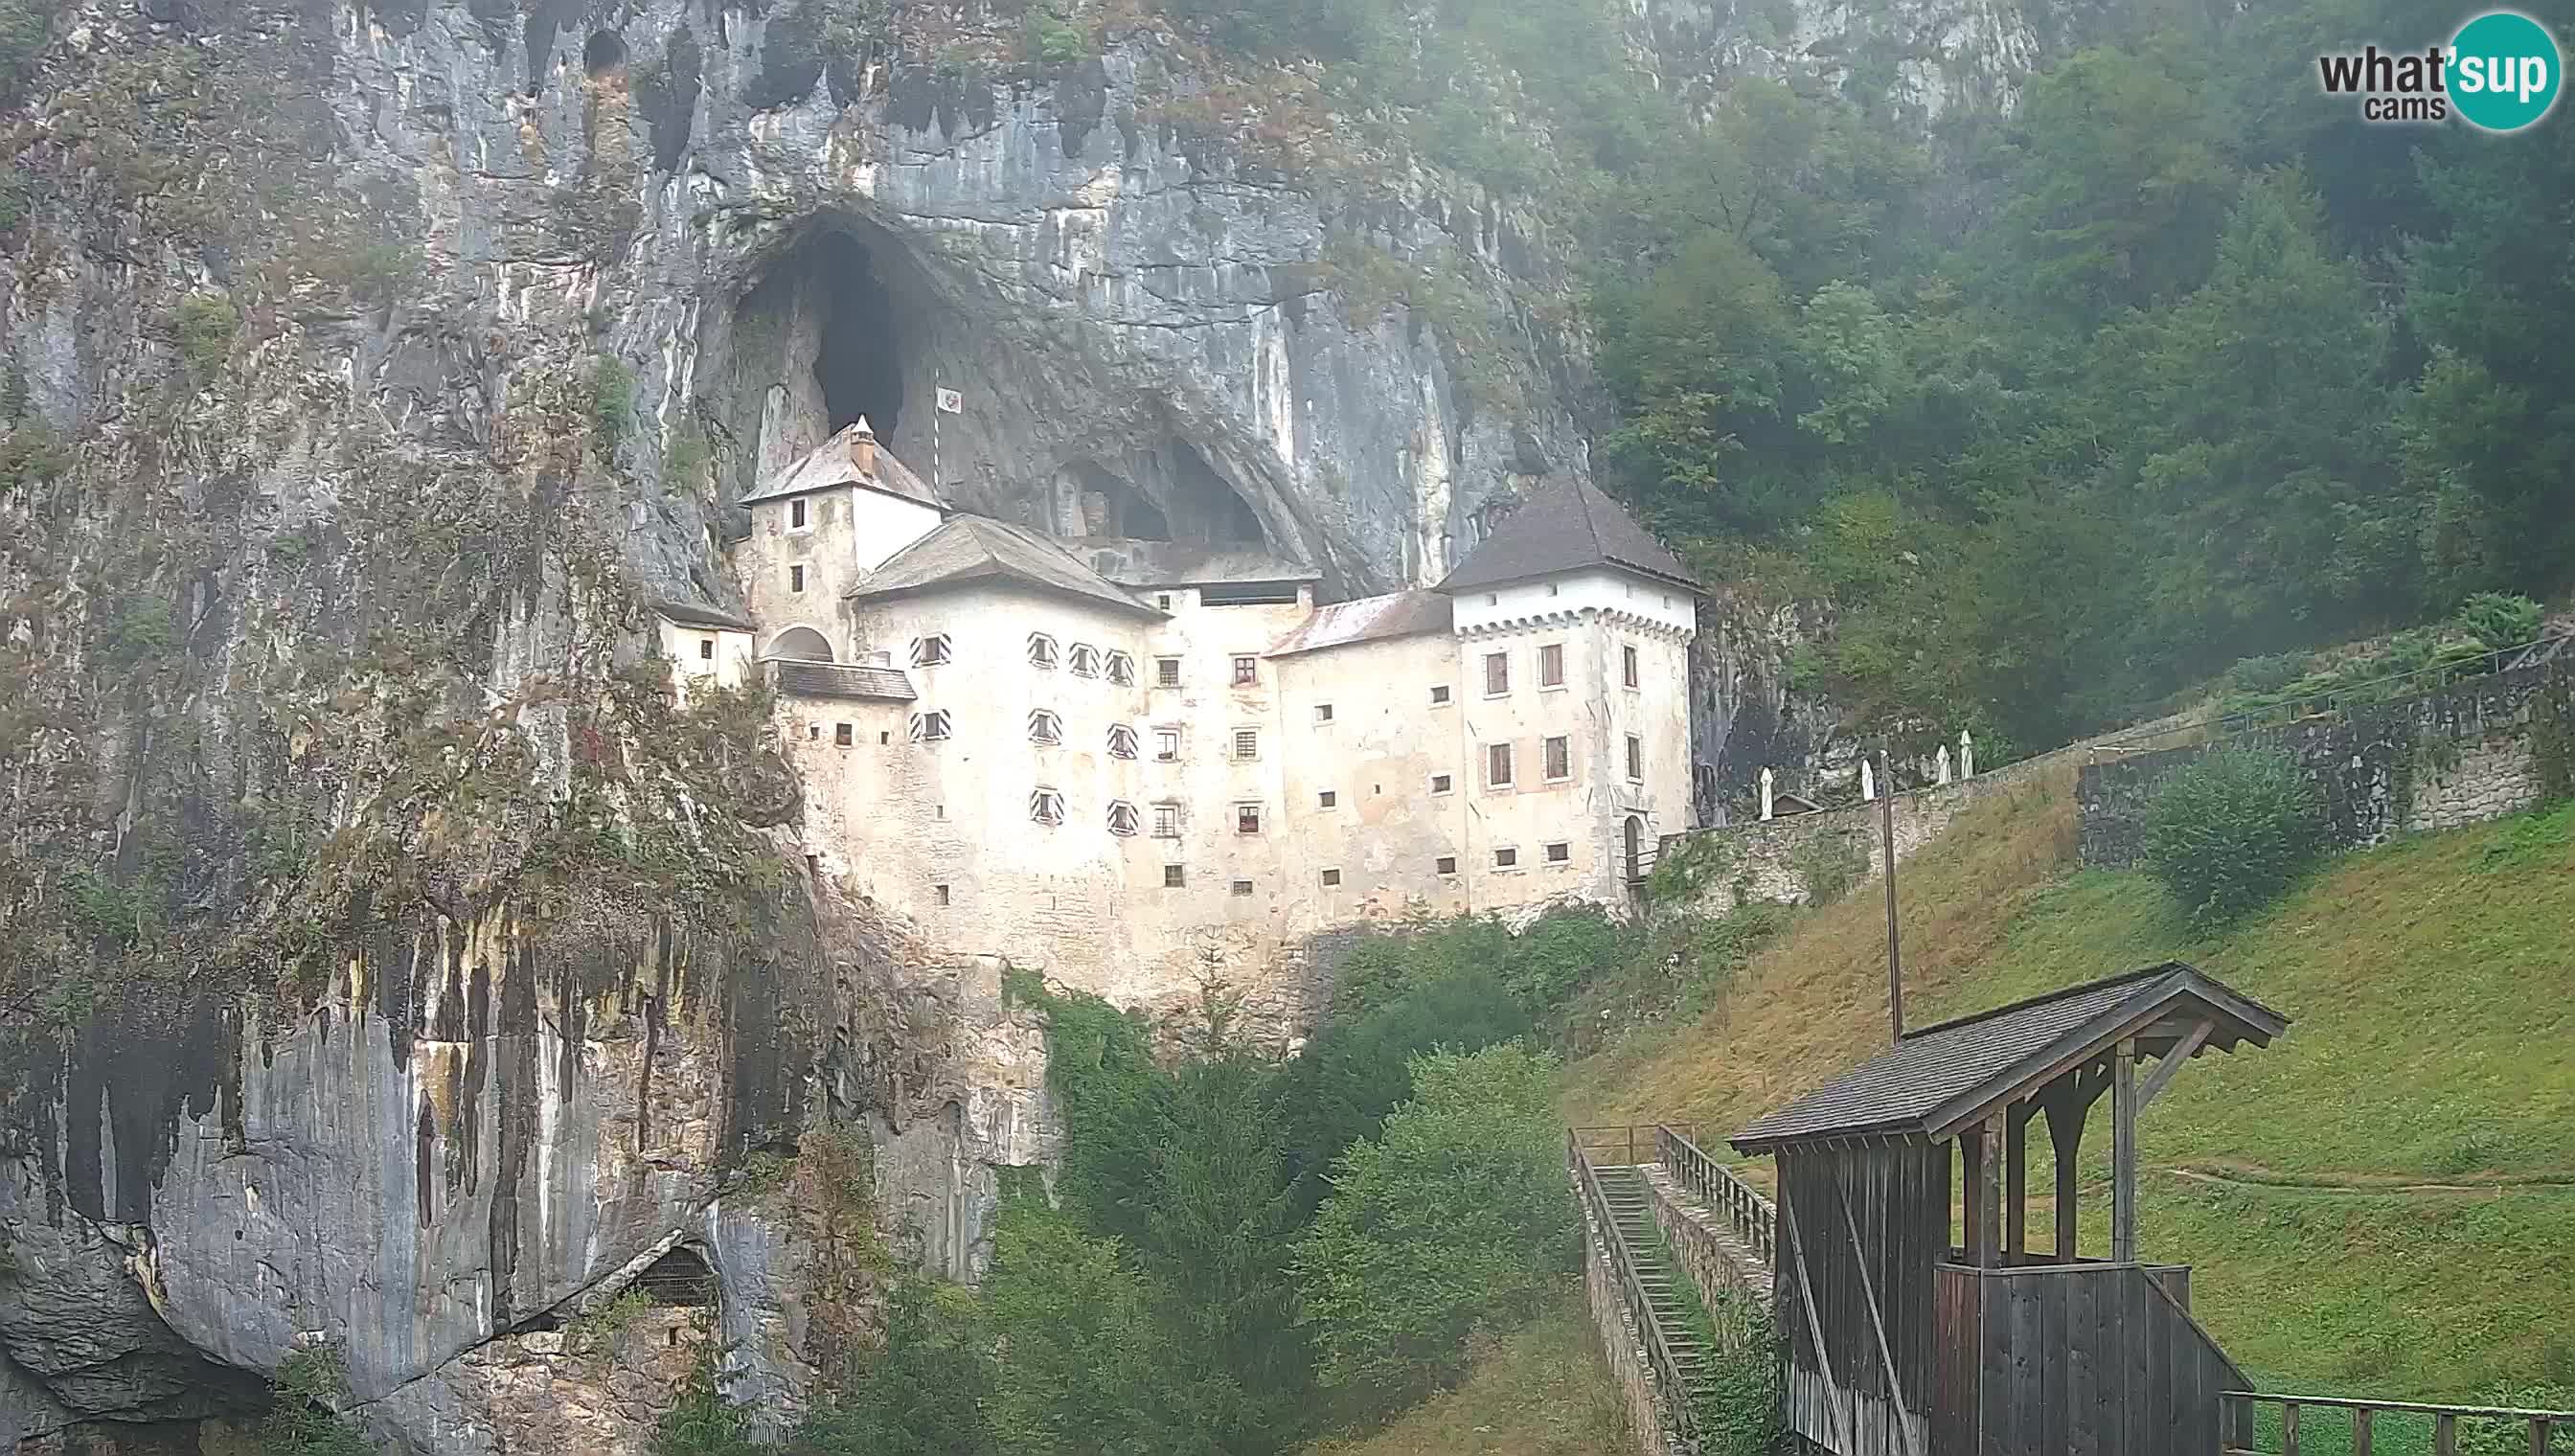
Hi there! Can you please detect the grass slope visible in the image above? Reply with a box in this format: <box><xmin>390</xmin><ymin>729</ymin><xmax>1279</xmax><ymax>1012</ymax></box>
<box><xmin>1304</xmin><ymin>1280</ymin><xmax>1629</xmax><ymax>1456</ymax></box>
<box><xmin>1566</xmin><ymin>776</ymin><xmax>2575</xmax><ymax>1412</ymax></box>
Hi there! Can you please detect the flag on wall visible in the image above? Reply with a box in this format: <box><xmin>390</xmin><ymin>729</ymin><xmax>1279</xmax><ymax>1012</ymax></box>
<box><xmin>936</xmin><ymin>387</ymin><xmax>964</xmax><ymax>415</ymax></box>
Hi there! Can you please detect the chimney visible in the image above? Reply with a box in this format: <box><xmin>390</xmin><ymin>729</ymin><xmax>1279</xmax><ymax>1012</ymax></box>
<box><xmin>851</xmin><ymin>416</ymin><xmax>877</xmax><ymax>478</ymax></box>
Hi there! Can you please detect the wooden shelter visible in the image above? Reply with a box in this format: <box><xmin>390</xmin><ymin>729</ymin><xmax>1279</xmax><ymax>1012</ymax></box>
<box><xmin>1729</xmin><ymin>963</ymin><xmax>2288</xmax><ymax>1456</ymax></box>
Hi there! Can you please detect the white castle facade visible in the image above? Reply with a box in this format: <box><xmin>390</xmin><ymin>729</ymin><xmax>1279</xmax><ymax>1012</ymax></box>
<box><xmin>654</xmin><ymin>421</ymin><xmax>1702</xmax><ymax>1020</ymax></box>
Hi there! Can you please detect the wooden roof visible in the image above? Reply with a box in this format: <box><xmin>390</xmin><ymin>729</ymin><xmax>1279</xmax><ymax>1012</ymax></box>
<box><xmin>1434</xmin><ymin>478</ymin><xmax>1701</xmax><ymax>594</ymax></box>
<box><xmin>1730</xmin><ymin>963</ymin><xmax>2287</xmax><ymax>1151</ymax></box>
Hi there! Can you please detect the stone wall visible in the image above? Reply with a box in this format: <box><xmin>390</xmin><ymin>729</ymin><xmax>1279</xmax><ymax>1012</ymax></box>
<box><xmin>1578</xmin><ymin>1188</ymin><xmax>1677</xmax><ymax>1456</ymax></box>
<box><xmin>1643</xmin><ymin>1166</ymin><xmax>1772</xmax><ymax>1353</ymax></box>
<box><xmin>2078</xmin><ymin>662</ymin><xmax>2574</xmax><ymax>868</ymax></box>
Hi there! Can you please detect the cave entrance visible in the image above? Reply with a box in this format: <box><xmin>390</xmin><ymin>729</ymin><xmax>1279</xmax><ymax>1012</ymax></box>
<box><xmin>1074</xmin><ymin>463</ymin><xmax>1171</xmax><ymax>540</ymax></box>
<box><xmin>634</xmin><ymin>1247</ymin><xmax>718</xmax><ymax>1307</ymax></box>
<box><xmin>809</xmin><ymin>229</ymin><xmax>905</xmax><ymax>442</ymax></box>
<box><xmin>728</xmin><ymin>215</ymin><xmax>931</xmax><ymax>498</ymax></box>
<box><xmin>1160</xmin><ymin>441</ymin><xmax>1264</xmax><ymax>547</ymax></box>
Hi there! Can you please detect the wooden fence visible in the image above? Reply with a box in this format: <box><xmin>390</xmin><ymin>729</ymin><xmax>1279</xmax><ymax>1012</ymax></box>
<box><xmin>2222</xmin><ymin>1392</ymin><xmax>2575</xmax><ymax>1455</ymax></box>
<box><xmin>1566</xmin><ymin>1131</ymin><xmax>1701</xmax><ymax>1446</ymax></box>
<box><xmin>1655</xmin><ymin>1123</ymin><xmax>1776</xmax><ymax>1268</ymax></box>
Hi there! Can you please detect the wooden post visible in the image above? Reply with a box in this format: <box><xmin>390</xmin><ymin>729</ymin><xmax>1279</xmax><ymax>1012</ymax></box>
<box><xmin>2531</xmin><ymin>1418</ymin><xmax>2551</xmax><ymax>1456</ymax></box>
<box><xmin>1959</xmin><ymin>1131</ymin><xmax>1981</xmax><ymax>1260</ymax></box>
<box><xmin>1977</xmin><ymin>1110</ymin><xmax>2005</xmax><ymax>1268</ymax></box>
<box><xmin>1881</xmin><ymin>750</ymin><xmax>1903</xmax><ymax>1043</ymax></box>
<box><xmin>2111</xmin><ymin>1037</ymin><xmax>2139</xmax><ymax>1263</ymax></box>
<box><xmin>2437</xmin><ymin>1414</ymin><xmax>2458</xmax><ymax>1456</ymax></box>
<box><xmin>2006</xmin><ymin>1106</ymin><xmax>2029</xmax><ymax>1263</ymax></box>
<box><xmin>2284</xmin><ymin>1401</ymin><xmax>2301</xmax><ymax>1456</ymax></box>
<box><xmin>2044</xmin><ymin>1087</ymin><xmax>2086</xmax><ymax>1263</ymax></box>
<box><xmin>2353</xmin><ymin>1407</ymin><xmax>2373</xmax><ymax>1456</ymax></box>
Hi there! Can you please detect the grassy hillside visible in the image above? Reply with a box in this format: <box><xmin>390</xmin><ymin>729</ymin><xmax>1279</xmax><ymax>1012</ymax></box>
<box><xmin>1564</xmin><ymin>774</ymin><xmax>2575</xmax><ymax>1408</ymax></box>
<box><xmin>1304</xmin><ymin>1281</ymin><xmax>1629</xmax><ymax>1456</ymax></box>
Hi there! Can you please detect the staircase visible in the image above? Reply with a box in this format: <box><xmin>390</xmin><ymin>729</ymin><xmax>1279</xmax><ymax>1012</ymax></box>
<box><xmin>1589</xmin><ymin>1162</ymin><xmax>1718</xmax><ymax>1402</ymax></box>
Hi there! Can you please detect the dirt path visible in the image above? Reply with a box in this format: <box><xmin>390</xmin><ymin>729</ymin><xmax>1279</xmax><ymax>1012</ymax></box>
<box><xmin>2163</xmin><ymin>1161</ymin><xmax>2575</xmax><ymax>1196</ymax></box>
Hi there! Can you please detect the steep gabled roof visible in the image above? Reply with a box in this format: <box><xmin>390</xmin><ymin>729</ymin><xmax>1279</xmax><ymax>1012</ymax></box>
<box><xmin>1436</xmin><ymin>479</ymin><xmax>1700</xmax><ymax>595</ymax></box>
<box><xmin>1730</xmin><ymin>963</ymin><xmax>2288</xmax><ymax>1151</ymax></box>
<box><xmin>774</xmin><ymin>661</ymin><xmax>917</xmax><ymax>702</ymax></box>
<box><xmin>1267</xmin><ymin>589</ymin><xmax>1452</xmax><ymax>658</ymax></box>
<box><xmin>846</xmin><ymin>516</ymin><xmax>1164</xmax><ymax>619</ymax></box>
<box><xmin>649</xmin><ymin>598</ymin><xmax>758</xmax><ymax>633</ymax></box>
<box><xmin>739</xmin><ymin>421</ymin><xmax>946</xmax><ymax>510</ymax></box>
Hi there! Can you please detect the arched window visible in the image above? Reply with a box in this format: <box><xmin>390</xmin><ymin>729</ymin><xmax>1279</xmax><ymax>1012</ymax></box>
<box><xmin>1030</xmin><ymin>789</ymin><xmax>1065</xmax><ymax>826</ymax></box>
<box><xmin>1027</xmin><ymin>633</ymin><xmax>1059</xmax><ymax>670</ymax></box>
<box><xmin>766</xmin><ymin>626</ymin><xmax>834</xmax><ymax>663</ymax></box>
<box><xmin>1105</xmin><ymin>650</ymin><xmax>1135</xmax><ymax>686</ymax></box>
<box><xmin>1106</xmin><ymin>801</ymin><xmax>1140</xmax><ymax>836</ymax></box>
<box><xmin>1069</xmin><ymin>644</ymin><xmax>1100</xmax><ymax>678</ymax></box>
<box><xmin>1106</xmin><ymin>724</ymin><xmax>1139</xmax><ymax>760</ymax></box>
<box><xmin>1028</xmin><ymin>710</ymin><xmax>1062</xmax><ymax>745</ymax></box>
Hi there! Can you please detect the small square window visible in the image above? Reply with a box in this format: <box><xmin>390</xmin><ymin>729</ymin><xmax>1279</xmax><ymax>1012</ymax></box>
<box><xmin>909</xmin><ymin>710</ymin><xmax>951</xmax><ymax>741</ymax></box>
<box><xmin>934</xmin><ymin>883</ymin><xmax>950</xmax><ymax>905</ymax></box>
<box><xmin>1494</xmin><ymin>847</ymin><xmax>1518</xmax><ymax>869</ymax></box>
<box><xmin>1314</xmin><ymin>702</ymin><xmax>1334</xmax><ymax>724</ymax></box>
<box><xmin>698</xmin><ymin>637</ymin><xmax>715</xmax><ymax>661</ymax></box>
<box><xmin>1232</xmin><ymin>656</ymin><xmax>1258</xmax><ymax>686</ymax></box>
<box><xmin>1153</xmin><ymin>803</ymin><xmax>1181</xmax><ymax>839</ymax></box>
<box><xmin>1319</xmin><ymin>790</ymin><xmax>1337</xmax><ymax>808</ymax></box>
<box><xmin>1544</xmin><ymin>735</ymin><xmax>1570</xmax><ymax>782</ymax></box>
<box><xmin>1164</xmin><ymin>864</ymin><xmax>1186</xmax><ymax>887</ymax></box>
<box><xmin>790</xmin><ymin>564</ymin><xmax>806</xmax><ymax>594</ymax></box>
<box><xmin>1547</xmin><ymin>582</ymin><xmax>1560</xmax><ymax>597</ymax></box>
<box><xmin>1430</xmin><ymin>685</ymin><xmax>1451</xmax><ymax>705</ymax></box>
<box><xmin>1154</xmin><ymin>727</ymin><xmax>1182</xmax><ymax>762</ymax></box>
<box><xmin>1157</xmin><ymin>593</ymin><xmax>1174</xmax><ymax>610</ymax></box>
<box><xmin>1623</xmin><ymin>644</ymin><xmax>1640</xmax><ymax>689</ymax></box>
<box><xmin>1157</xmin><ymin>657</ymin><xmax>1182</xmax><ymax>687</ymax></box>
<box><xmin>1030</xmin><ymin>789</ymin><xmax>1065</xmax><ymax>826</ymax></box>
<box><xmin>1430</xmin><ymin>773</ymin><xmax>1453</xmax><ymax>795</ymax></box>
<box><xmin>1237</xmin><ymin>804</ymin><xmax>1262</xmax><ymax>835</ymax></box>
<box><xmin>1107</xmin><ymin>801</ymin><xmax>1141</xmax><ymax>836</ymax></box>
<box><xmin>1105</xmin><ymin>651</ymin><xmax>1135</xmax><ymax>686</ymax></box>
<box><xmin>1234</xmin><ymin>728</ymin><xmax>1260</xmax><ymax>761</ymax></box>
<box><xmin>834</xmin><ymin>722</ymin><xmax>854</xmax><ymax>747</ymax></box>
<box><xmin>879</xmin><ymin>731</ymin><xmax>891</xmax><ymax>745</ymax></box>
<box><xmin>1484</xmin><ymin>652</ymin><xmax>1509</xmax><ymax>695</ymax></box>
<box><xmin>1545</xmin><ymin>841</ymin><xmax>1571</xmax><ymax>863</ymax></box>
<box><xmin>1436</xmin><ymin>855</ymin><xmax>1458</xmax><ymax>876</ymax></box>
<box><xmin>1231</xmin><ymin>879</ymin><xmax>1254</xmax><ymax>897</ymax></box>
<box><xmin>1487</xmin><ymin>742</ymin><xmax>1515</xmax><ymax>788</ymax></box>
<box><xmin>912</xmin><ymin>636</ymin><xmax>952</xmax><ymax>668</ymax></box>
<box><xmin>1627</xmin><ymin>734</ymin><xmax>1644</xmax><ymax>782</ymax></box>
<box><xmin>1107</xmin><ymin>724</ymin><xmax>1140</xmax><ymax>760</ymax></box>
<box><xmin>1322</xmin><ymin>868</ymin><xmax>1342</xmax><ymax>887</ymax></box>
<box><xmin>790</xmin><ymin>497</ymin><xmax>808</xmax><ymax>528</ymax></box>
<box><xmin>1539</xmin><ymin>643</ymin><xmax>1564</xmax><ymax>688</ymax></box>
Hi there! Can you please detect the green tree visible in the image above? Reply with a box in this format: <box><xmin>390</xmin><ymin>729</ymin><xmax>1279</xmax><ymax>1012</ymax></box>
<box><xmin>651</xmin><ymin>1354</ymin><xmax>763</xmax><ymax>1456</ymax></box>
<box><xmin>1292</xmin><ymin>1043</ymin><xmax>1578</xmax><ymax>1413</ymax></box>
<box><xmin>2141</xmin><ymin>746</ymin><xmax>2326</xmax><ymax>924</ymax></box>
<box><xmin>259</xmin><ymin>1347</ymin><xmax>378</xmax><ymax>1456</ymax></box>
<box><xmin>789</xmin><ymin>1280</ymin><xmax>997</xmax><ymax>1456</ymax></box>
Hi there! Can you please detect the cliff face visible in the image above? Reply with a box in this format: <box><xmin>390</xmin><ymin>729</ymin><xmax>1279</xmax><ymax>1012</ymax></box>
<box><xmin>0</xmin><ymin>0</ymin><xmax>2061</xmax><ymax>1448</ymax></box>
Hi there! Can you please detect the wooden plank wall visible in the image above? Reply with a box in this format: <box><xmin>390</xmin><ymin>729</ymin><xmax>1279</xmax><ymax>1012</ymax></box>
<box><xmin>1777</xmin><ymin>1141</ymin><xmax>1948</xmax><ymax>1456</ymax></box>
<box><xmin>1928</xmin><ymin>1263</ymin><xmax>2244</xmax><ymax>1456</ymax></box>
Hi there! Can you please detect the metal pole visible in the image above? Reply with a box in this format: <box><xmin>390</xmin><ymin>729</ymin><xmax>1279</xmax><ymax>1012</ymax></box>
<box><xmin>1880</xmin><ymin>748</ymin><xmax>1903</xmax><ymax>1043</ymax></box>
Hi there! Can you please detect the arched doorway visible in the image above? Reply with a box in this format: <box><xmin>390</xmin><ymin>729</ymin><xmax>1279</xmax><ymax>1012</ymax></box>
<box><xmin>1624</xmin><ymin>816</ymin><xmax>1645</xmax><ymax>889</ymax></box>
<box><xmin>765</xmin><ymin>626</ymin><xmax>834</xmax><ymax>662</ymax></box>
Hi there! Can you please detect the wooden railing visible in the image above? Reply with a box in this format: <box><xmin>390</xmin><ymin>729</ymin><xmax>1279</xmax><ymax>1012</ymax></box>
<box><xmin>1566</xmin><ymin>1132</ymin><xmax>1701</xmax><ymax>1445</ymax></box>
<box><xmin>1656</xmin><ymin>1123</ymin><xmax>1776</xmax><ymax>1269</ymax></box>
<box><xmin>2222</xmin><ymin>1392</ymin><xmax>2575</xmax><ymax>1455</ymax></box>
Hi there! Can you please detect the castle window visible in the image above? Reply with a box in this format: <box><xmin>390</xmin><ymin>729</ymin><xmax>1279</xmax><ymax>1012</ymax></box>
<box><xmin>1322</xmin><ymin>869</ymin><xmax>1342</xmax><ymax>887</ymax></box>
<box><xmin>1070</xmin><ymin>644</ymin><xmax>1101</xmax><ymax>678</ymax></box>
<box><xmin>1539</xmin><ymin>643</ymin><xmax>1565</xmax><ymax>689</ymax></box>
<box><xmin>934</xmin><ymin>884</ymin><xmax>950</xmax><ymax>905</ymax></box>
<box><xmin>1430</xmin><ymin>685</ymin><xmax>1451</xmax><ymax>706</ymax></box>
<box><xmin>1627</xmin><ymin>735</ymin><xmax>1644</xmax><ymax>782</ymax></box>
<box><xmin>1232</xmin><ymin>655</ymin><xmax>1258</xmax><ymax>686</ymax></box>
<box><xmin>1028</xmin><ymin>633</ymin><xmax>1059</xmax><ymax>670</ymax></box>
<box><xmin>1158</xmin><ymin>593</ymin><xmax>1174</xmax><ymax>610</ymax></box>
<box><xmin>1494</xmin><ymin>847</ymin><xmax>1519</xmax><ymax>869</ymax></box>
<box><xmin>1484</xmin><ymin>652</ymin><xmax>1509</xmax><ymax>695</ymax></box>
<box><xmin>1318</xmin><ymin>790</ymin><xmax>1336</xmax><ymax>808</ymax></box>
<box><xmin>1030</xmin><ymin>789</ymin><xmax>1065</xmax><ymax>827</ymax></box>
<box><xmin>1430</xmin><ymin>773</ymin><xmax>1453</xmax><ymax>795</ymax></box>
<box><xmin>1623</xmin><ymin>644</ymin><xmax>1640</xmax><ymax>689</ymax></box>
<box><xmin>911</xmin><ymin>635</ymin><xmax>952</xmax><ymax>668</ymax></box>
<box><xmin>1487</xmin><ymin>743</ymin><xmax>1515</xmax><ymax>788</ymax></box>
<box><xmin>909</xmin><ymin>710</ymin><xmax>951</xmax><ymax>742</ymax></box>
<box><xmin>790</xmin><ymin>497</ymin><xmax>809</xmax><ymax>529</ymax></box>
<box><xmin>698</xmin><ymin>638</ymin><xmax>716</xmax><ymax>661</ymax></box>
<box><xmin>790</xmin><ymin>564</ymin><xmax>807</xmax><ymax>594</ymax></box>
<box><xmin>1545</xmin><ymin>841</ymin><xmax>1571</xmax><ymax>864</ymax></box>
<box><xmin>835</xmin><ymin>723</ymin><xmax>855</xmax><ymax>748</ymax></box>
<box><xmin>1236</xmin><ymin>804</ymin><xmax>1262</xmax><ymax>835</ymax></box>
<box><xmin>1107</xmin><ymin>801</ymin><xmax>1141</xmax><ymax>836</ymax></box>
<box><xmin>1107</xmin><ymin>724</ymin><xmax>1140</xmax><ymax>760</ymax></box>
<box><xmin>1233</xmin><ymin>728</ymin><xmax>1260</xmax><ymax>761</ymax></box>
<box><xmin>1436</xmin><ymin>855</ymin><xmax>1458</xmax><ymax>876</ymax></box>
<box><xmin>1231</xmin><ymin>879</ymin><xmax>1254</xmax><ymax>897</ymax></box>
<box><xmin>1314</xmin><ymin>702</ymin><xmax>1334</xmax><ymax>724</ymax></box>
<box><xmin>1154</xmin><ymin>726</ymin><xmax>1181</xmax><ymax>762</ymax></box>
<box><xmin>1105</xmin><ymin>651</ymin><xmax>1135</xmax><ymax>686</ymax></box>
<box><xmin>1156</xmin><ymin>657</ymin><xmax>1182</xmax><ymax>688</ymax></box>
<box><xmin>1028</xmin><ymin>710</ymin><xmax>1062</xmax><ymax>745</ymax></box>
<box><xmin>1153</xmin><ymin>803</ymin><xmax>1181</xmax><ymax>838</ymax></box>
<box><xmin>1544</xmin><ymin>736</ymin><xmax>1570</xmax><ymax>782</ymax></box>
<box><xmin>1164</xmin><ymin>864</ymin><xmax>1185</xmax><ymax>887</ymax></box>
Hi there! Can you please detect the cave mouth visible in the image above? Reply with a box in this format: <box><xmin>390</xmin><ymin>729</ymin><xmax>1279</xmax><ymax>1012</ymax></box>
<box><xmin>634</xmin><ymin>1247</ymin><xmax>718</xmax><ymax>1307</ymax></box>
<box><xmin>808</xmin><ymin>228</ymin><xmax>906</xmax><ymax>443</ymax></box>
<box><xmin>583</xmin><ymin>29</ymin><xmax>627</xmax><ymax>78</ymax></box>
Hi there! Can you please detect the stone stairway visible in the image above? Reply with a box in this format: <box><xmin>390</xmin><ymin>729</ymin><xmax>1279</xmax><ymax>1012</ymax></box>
<box><xmin>1592</xmin><ymin>1163</ymin><xmax>1718</xmax><ymax>1397</ymax></box>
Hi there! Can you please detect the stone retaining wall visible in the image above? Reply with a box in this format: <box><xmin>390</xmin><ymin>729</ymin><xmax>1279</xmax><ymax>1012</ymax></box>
<box><xmin>2078</xmin><ymin>662</ymin><xmax>2573</xmax><ymax>867</ymax></box>
<box><xmin>1643</xmin><ymin>1166</ymin><xmax>1772</xmax><ymax>1352</ymax></box>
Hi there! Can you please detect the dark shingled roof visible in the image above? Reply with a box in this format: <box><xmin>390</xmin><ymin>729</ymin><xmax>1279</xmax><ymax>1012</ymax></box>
<box><xmin>1436</xmin><ymin>479</ymin><xmax>1701</xmax><ymax>594</ymax></box>
<box><xmin>739</xmin><ymin>421</ymin><xmax>946</xmax><ymax>510</ymax></box>
<box><xmin>847</xmin><ymin>516</ymin><xmax>1163</xmax><ymax>619</ymax></box>
<box><xmin>1730</xmin><ymin>963</ymin><xmax>2287</xmax><ymax>1151</ymax></box>
<box><xmin>649</xmin><ymin>598</ymin><xmax>758</xmax><ymax>632</ymax></box>
<box><xmin>1266</xmin><ymin>588</ymin><xmax>1452</xmax><ymax>657</ymax></box>
<box><xmin>774</xmin><ymin>661</ymin><xmax>917</xmax><ymax>702</ymax></box>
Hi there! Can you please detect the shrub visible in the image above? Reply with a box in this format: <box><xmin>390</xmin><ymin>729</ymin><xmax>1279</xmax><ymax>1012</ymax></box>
<box><xmin>171</xmin><ymin>294</ymin><xmax>239</xmax><ymax>379</ymax></box>
<box><xmin>651</xmin><ymin>1354</ymin><xmax>763</xmax><ymax>1456</ymax></box>
<box><xmin>2455</xmin><ymin>592</ymin><xmax>2543</xmax><ymax>654</ymax></box>
<box><xmin>1022</xmin><ymin>4</ymin><xmax>1087</xmax><ymax>65</ymax></box>
<box><xmin>590</xmin><ymin>354</ymin><xmax>635</xmax><ymax>457</ymax></box>
<box><xmin>2141</xmin><ymin>746</ymin><xmax>2325</xmax><ymax>923</ymax></box>
<box><xmin>0</xmin><ymin>0</ymin><xmax>48</xmax><ymax>110</ymax></box>
<box><xmin>260</xmin><ymin>1346</ymin><xmax>379</xmax><ymax>1455</ymax></box>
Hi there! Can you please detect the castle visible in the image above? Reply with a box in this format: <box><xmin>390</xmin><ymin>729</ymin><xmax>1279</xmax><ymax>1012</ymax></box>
<box><xmin>654</xmin><ymin>421</ymin><xmax>1701</xmax><ymax>1019</ymax></box>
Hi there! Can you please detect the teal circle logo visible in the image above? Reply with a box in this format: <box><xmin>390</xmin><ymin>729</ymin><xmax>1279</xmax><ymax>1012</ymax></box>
<box><xmin>2450</xmin><ymin>11</ymin><xmax>2562</xmax><ymax>131</ymax></box>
